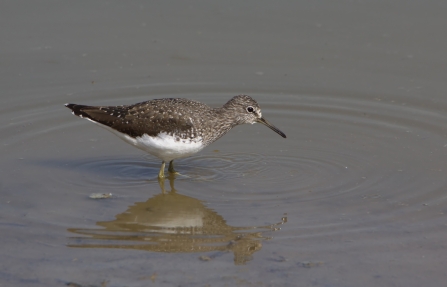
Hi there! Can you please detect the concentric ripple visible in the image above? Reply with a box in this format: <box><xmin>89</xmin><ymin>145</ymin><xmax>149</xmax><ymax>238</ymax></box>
<box><xmin>3</xmin><ymin>87</ymin><xmax>447</xmax><ymax>219</ymax></box>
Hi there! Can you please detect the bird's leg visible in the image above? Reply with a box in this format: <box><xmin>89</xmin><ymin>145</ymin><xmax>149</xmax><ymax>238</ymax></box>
<box><xmin>157</xmin><ymin>176</ymin><xmax>166</xmax><ymax>192</ymax></box>
<box><xmin>158</xmin><ymin>161</ymin><xmax>166</xmax><ymax>179</ymax></box>
<box><xmin>157</xmin><ymin>170</ymin><xmax>176</xmax><ymax>194</ymax></box>
<box><xmin>168</xmin><ymin>160</ymin><xmax>178</xmax><ymax>174</ymax></box>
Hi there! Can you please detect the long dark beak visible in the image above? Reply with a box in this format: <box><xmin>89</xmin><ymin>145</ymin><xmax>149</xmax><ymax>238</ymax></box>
<box><xmin>257</xmin><ymin>117</ymin><xmax>286</xmax><ymax>138</ymax></box>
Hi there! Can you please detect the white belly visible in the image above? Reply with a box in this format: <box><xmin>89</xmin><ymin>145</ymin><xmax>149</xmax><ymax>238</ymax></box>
<box><xmin>88</xmin><ymin>119</ymin><xmax>205</xmax><ymax>162</ymax></box>
<box><xmin>132</xmin><ymin>133</ymin><xmax>204</xmax><ymax>162</ymax></box>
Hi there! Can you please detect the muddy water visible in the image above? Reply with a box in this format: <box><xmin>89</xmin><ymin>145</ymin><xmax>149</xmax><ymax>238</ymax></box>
<box><xmin>2</xmin><ymin>1</ymin><xmax>447</xmax><ymax>287</ymax></box>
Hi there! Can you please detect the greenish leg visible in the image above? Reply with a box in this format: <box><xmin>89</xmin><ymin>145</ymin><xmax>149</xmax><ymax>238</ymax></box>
<box><xmin>168</xmin><ymin>160</ymin><xmax>177</xmax><ymax>174</ymax></box>
<box><xmin>158</xmin><ymin>161</ymin><xmax>166</xmax><ymax>179</ymax></box>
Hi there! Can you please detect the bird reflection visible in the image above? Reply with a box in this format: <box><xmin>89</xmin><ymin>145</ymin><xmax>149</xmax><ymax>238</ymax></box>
<box><xmin>68</xmin><ymin>175</ymin><xmax>287</xmax><ymax>265</ymax></box>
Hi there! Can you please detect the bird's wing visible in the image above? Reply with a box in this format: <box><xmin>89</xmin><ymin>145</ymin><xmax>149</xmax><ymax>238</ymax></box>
<box><xmin>65</xmin><ymin>102</ymin><xmax>195</xmax><ymax>138</ymax></box>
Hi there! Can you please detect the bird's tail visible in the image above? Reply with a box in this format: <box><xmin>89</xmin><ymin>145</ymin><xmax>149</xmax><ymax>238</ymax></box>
<box><xmin>65</xmin><ymin>103</ymin><xmax>93</xmax><ymax>118</ymax></box>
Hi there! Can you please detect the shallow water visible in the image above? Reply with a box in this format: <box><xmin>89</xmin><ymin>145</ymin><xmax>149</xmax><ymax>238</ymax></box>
<box><xmin>2</xmin><ymin>1</ymin><xmax>447</xmax><ymax>287</ymax></box>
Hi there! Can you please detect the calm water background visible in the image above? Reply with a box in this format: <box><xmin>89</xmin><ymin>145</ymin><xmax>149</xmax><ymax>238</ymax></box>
<box><xmin>1</xmin><ymin>1</ymin><xmax>447</xmax><ymax>286</ymax></box>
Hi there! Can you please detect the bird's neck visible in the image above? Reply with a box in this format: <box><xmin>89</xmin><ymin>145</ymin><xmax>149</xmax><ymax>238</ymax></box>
<box><xmin>201</xmin><ymin>108</ymin><xmax>240</xmax><ymax>145</ymax></box>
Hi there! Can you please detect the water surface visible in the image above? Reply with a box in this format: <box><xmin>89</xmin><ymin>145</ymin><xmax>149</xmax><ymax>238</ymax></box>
<box><xmin>1</xmin><ymin>1</ymin><xmax>447</xmax><ymax>287</ymax></box>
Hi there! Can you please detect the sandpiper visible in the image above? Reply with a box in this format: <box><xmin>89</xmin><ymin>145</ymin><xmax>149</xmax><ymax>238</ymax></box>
<box><xmin>65</xmin><ymin>95</ymin><xmax>286</xmax><ymax>179</ymax></box>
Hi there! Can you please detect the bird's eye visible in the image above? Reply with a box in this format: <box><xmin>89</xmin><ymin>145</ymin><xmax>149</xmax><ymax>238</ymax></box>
<box><xmin>246</xmin><ymin>106</ymin><xmax>254</xmax><ymax>113</ymax></box>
